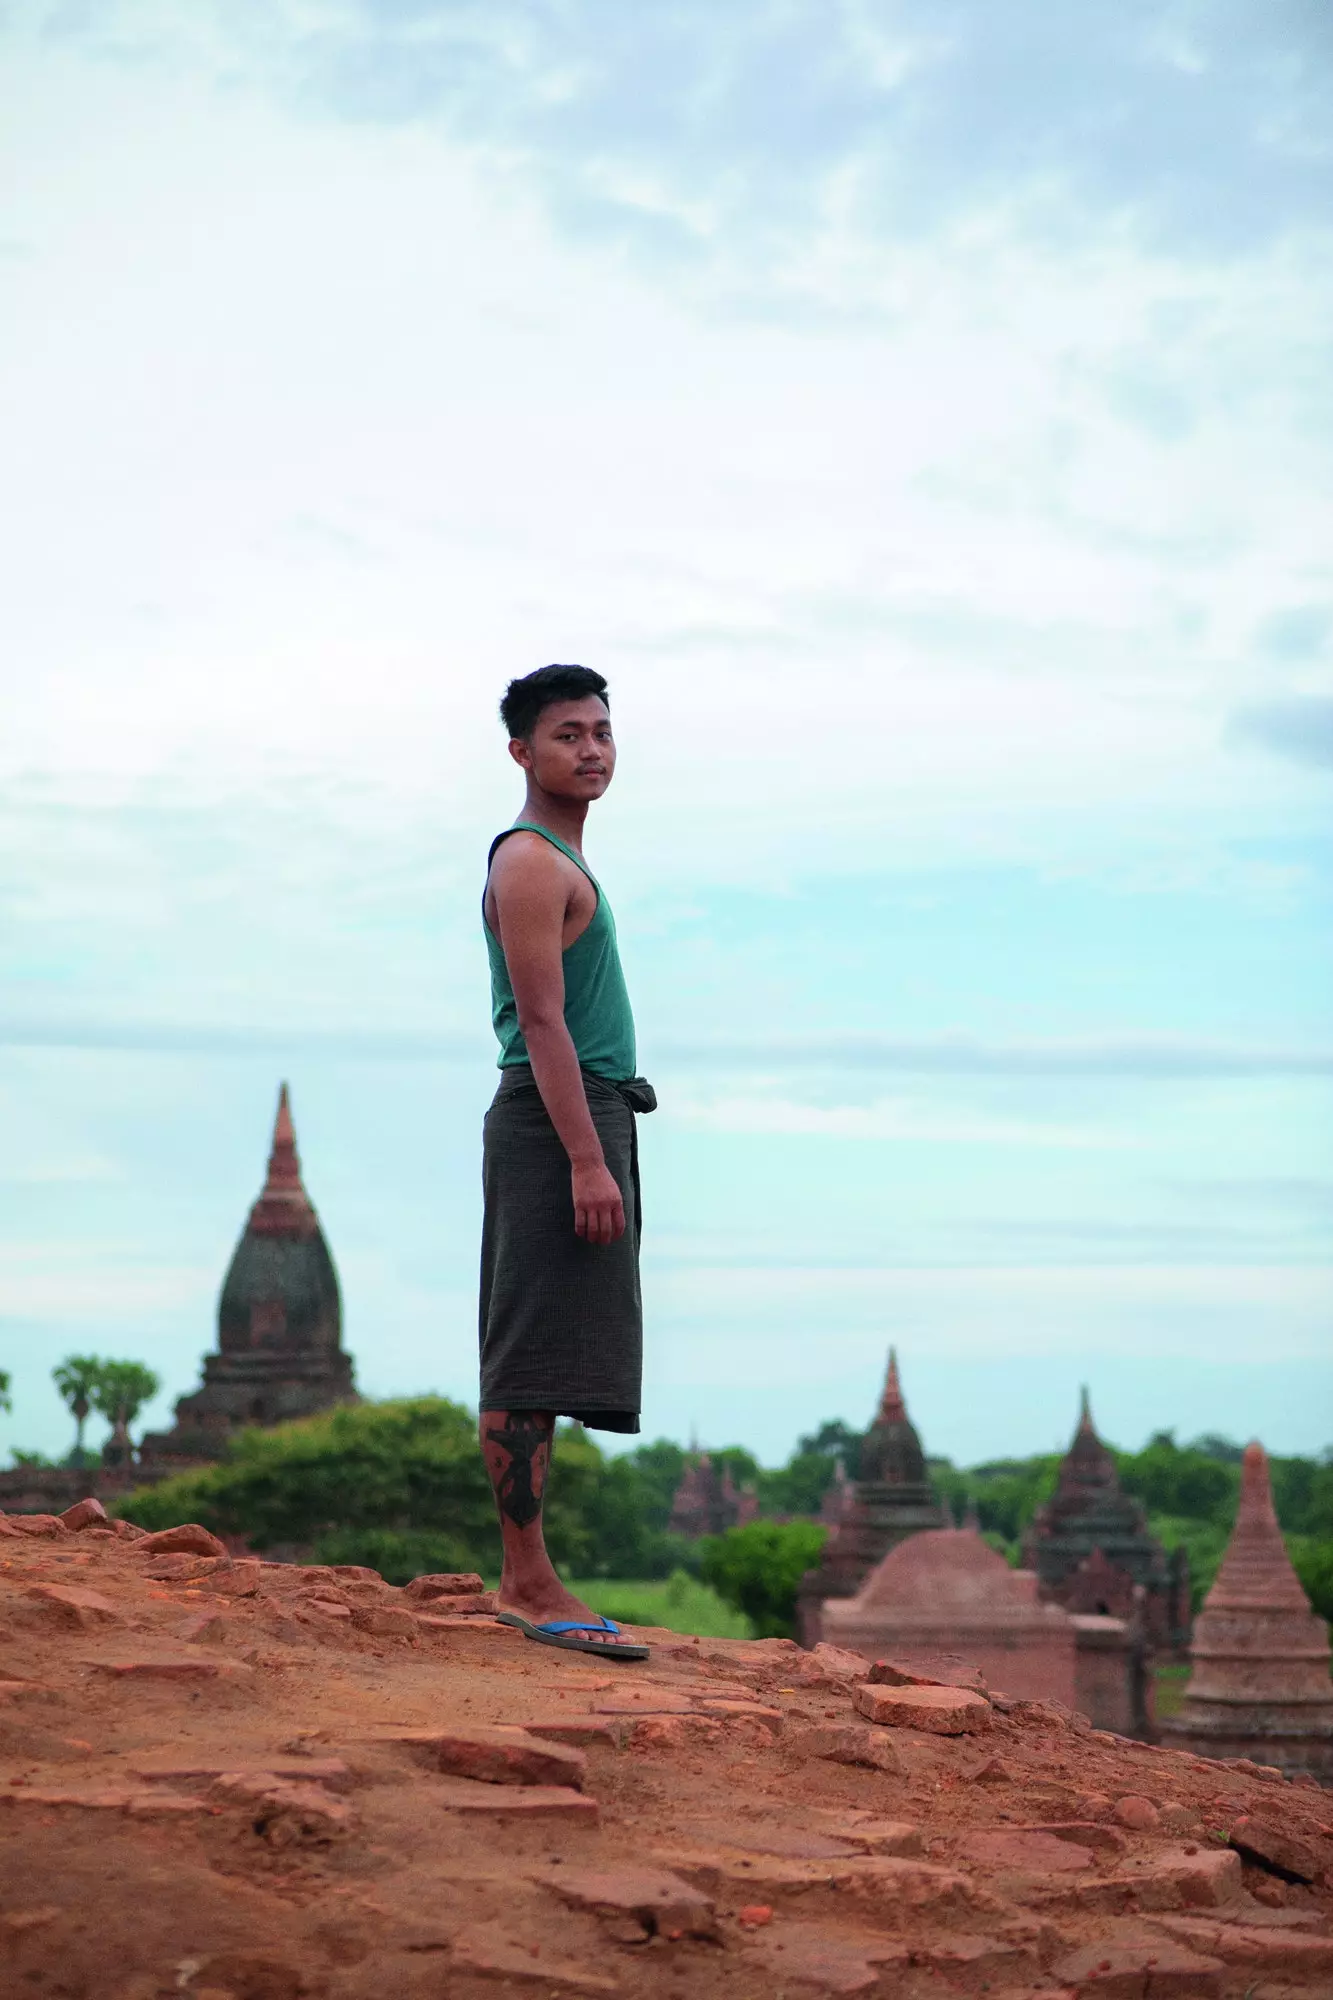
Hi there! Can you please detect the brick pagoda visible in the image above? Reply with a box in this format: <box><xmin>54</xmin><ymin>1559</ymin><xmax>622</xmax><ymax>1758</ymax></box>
<box><xmin>1022</xmin><ymin>1389</ymin><xmax>1191</xmax><ymax>1654</ymax></box>
<box><xmin>667</xmin><ymin>1454</ymin><xmax>758</xmax><ymax>1539</ymax></box>
<box><xmin>822</xmin><ymin>1525</ymin><xmax>1080</xmax><ymax>1707</ymax></box>
<box><xmin>795</xmin><ymin>1349</ymin><xmax>946</xmax><ymax>1645</ymax></box>
<box><xmin>139</xmin><ymin>1084</ymin><xmax>357</xmax><ymax>1466</ymax></box>
<box><xmin>1160</xmin><ymin>1441</ymin><xmax>1333</xmax><ymax>1780</ymax></box>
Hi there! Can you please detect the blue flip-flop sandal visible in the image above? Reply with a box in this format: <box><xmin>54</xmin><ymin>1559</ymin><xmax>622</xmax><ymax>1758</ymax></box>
<box><xmin>495</xmin><ymin>1611</ymin><xmax>649</xmax><ymax>1661</ymax></box>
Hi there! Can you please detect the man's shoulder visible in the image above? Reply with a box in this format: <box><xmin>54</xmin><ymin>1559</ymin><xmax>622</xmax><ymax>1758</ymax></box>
<box><xmin>490</xmin><ymin>829</ymin><xmax>580</xmax><ymax>893</ymax></box>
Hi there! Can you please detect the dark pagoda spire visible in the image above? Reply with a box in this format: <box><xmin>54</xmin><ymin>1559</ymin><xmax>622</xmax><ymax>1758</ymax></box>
<box><xmin>247</xmin><ymin>1083</ymin><xmax>319</xmax><ymax>1239</ymax></box>
<box><xmin>859</xmin><ymin>1346</ymin><xmax>929</xmax><ymax>1487</ymax></box>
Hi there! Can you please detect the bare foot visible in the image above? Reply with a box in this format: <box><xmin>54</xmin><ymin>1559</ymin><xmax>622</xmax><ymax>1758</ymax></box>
<box><xmin>497</xmin><ymin>1572</ymin><xmax>626</xmax><ymax>1646</ymax></box>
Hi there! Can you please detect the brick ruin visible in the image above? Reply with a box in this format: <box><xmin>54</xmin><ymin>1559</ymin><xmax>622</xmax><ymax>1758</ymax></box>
<box><xmin>795</xmin><ymin>1350</ymin><xmax>947</xmax><ymax>1646</ymax></box>
<box><xmin>1022</xmin><ymin>1388</ymin><xmax>1192</xmax><ymax>1655</ymax></box>
<box><xmin>821</xmin><ymin>1526</ymin><xmax>1080</xmax><ymax>1710</ymax></box>
<box><xmin>1161</xmin><ymin>1440</ymin><xmax>1333</xmax><ymax>1781</ymax></box>
<box><xmin>666</xmin><ymin>1454</ymin><xmax>759</xmax><ymax>1539</ymax></box>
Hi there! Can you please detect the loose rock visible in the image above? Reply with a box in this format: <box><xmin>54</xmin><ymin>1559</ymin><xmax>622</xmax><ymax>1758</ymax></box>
<box><xmin>853</xmin><ymin>1681</ymin><xmax>993</xmax><ymax>1735</ymax></box>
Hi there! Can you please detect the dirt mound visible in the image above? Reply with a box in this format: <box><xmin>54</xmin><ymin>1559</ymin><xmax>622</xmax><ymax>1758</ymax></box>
<box><xmin>2</xmin><ymin>1507</ymin><xmax>1331</xmax><ymax>1998</ymax></box>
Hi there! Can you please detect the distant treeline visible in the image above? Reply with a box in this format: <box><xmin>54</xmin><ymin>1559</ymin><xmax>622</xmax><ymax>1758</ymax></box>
<box><xmin>112</xmin><ymin>1397</ymin><xmax>1333</xmax><ymax>1630</ymax></box>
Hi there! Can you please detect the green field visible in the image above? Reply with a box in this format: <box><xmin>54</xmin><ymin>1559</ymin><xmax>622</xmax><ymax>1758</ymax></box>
<box><xmin>568</xmin><ymin>1573</ymin><xmax>753</xmax><ymax>1639</ymax></box>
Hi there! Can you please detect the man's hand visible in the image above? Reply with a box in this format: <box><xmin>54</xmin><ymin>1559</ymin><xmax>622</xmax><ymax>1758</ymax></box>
<box><xmin>572</xmin><ymin>1160</ymin><xmax>626</xmax><ymax>1245</ymax></box>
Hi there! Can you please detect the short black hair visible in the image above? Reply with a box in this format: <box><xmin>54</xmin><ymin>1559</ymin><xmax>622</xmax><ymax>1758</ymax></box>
<box><xmin>500</xmin><ymin>664</ymin><xmax>609</xmax><ymax>740</ymax></box>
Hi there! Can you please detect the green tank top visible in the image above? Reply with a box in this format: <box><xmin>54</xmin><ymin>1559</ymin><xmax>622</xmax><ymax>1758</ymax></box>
<box><xmin>484</xmin><ymin>823</ymin><xmax>637</xmax><ymax>1082</ymax></box>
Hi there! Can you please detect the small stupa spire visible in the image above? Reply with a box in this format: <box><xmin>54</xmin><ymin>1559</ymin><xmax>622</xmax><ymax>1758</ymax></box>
<box><xmin>878</xmin><ymin>1346</ymin><xmax>907</xmax><ymax>1424</ymax></box>
<box><xmin>1207</xmin><ymin>1441</ymin><xmax>1309</xmax><ymax>1613</ymax></box>
<box><xmin>248</xmin><ymin>1083</ymin><xmax>318</xmax><ymax>1237</ymax></box>
<box><xmin>1077</xmin><ymin>1385</ymin><xmax>1095</xmax><ymax>1436</ymax></box>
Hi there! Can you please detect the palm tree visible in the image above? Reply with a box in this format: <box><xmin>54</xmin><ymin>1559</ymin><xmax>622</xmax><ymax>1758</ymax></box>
<box><xmin>53</xmin><ymin>1355</ymin><xmax>103</xmax><ymax>1466</ymax></box>
<box><xmin>90</xmin><ymin>1360</ymin><xmax>162</xmax><ymax>1461</ymax></box>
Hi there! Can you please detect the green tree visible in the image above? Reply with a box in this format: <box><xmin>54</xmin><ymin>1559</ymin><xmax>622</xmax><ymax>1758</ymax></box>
<box><xmin>796</xmin><ymin>1419</ymin><xmax>864</xmax><ymax>1478</ymax></box>
<box><xmin>91</xmin><ymin>1360</ymin><xmax>162</xmax><ymax>1442</ymax></box>
<box><xmin>1117</xmin><ymin>1433</ymin><xmax>1237</xmax><ymax>1521</ymax></box>
<box><xmin>53</xmin><ymin>1355</ymin><xmax>104</xmax><ymax>1464</ymax></box>
<box><xmin>698</xmin><ymin>1520</ymin><xmax>828</xmax><ymax>1638</ymax></box>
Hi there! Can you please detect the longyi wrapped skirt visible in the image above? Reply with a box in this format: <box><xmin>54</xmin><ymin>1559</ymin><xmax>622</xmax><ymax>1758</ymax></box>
<box><xmin>479</xmin><ymin>1066</ymin><xmax>643</xmax><ymax>1432</ymax></box>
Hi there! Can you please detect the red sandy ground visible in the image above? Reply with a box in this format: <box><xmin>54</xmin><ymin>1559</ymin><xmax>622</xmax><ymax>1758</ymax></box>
<box><xmin>2</xmin><ymin>1511</ymin><xmax>1332</xmax><ymax>1999</ymax></box>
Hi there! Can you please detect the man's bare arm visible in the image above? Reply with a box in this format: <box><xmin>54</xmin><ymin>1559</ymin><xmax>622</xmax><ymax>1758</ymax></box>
<box><xmin>491</xmin><ymin>841</ymin><xmax>626</xmax><ymax>1246</ymax></box>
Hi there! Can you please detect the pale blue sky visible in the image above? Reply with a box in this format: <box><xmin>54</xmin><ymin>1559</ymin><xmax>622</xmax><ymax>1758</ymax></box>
<box><xmin>2</xmin><ymin>1</ymin><xmax>1330</xmax><ymax>1467</ymax></box>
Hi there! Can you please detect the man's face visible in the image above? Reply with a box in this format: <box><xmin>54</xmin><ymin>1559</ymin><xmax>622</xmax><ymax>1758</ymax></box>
<box><xmin>512</xmin><ymin>695</ymin><xmax>616</xmax><ymax>800</ymax></box>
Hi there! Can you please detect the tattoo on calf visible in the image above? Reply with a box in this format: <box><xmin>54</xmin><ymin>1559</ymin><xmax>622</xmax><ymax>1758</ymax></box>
<box><xmin>485</xmin><ymin>1412</ymin><xmax>552</xmax><ymax>1529</ymax></box>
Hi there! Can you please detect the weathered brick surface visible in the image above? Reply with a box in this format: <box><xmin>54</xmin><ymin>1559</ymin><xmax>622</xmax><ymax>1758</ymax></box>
<box><xmin>1149</xmin><ymin>1915</ymin><xmax>1333</xmax><ymax>1975</ymax></box>
<box><xmin>521</xmin><ymin>1716</ymin><xmax>626</xmax><ymax>1748</ymax></box>
<box><xmin>788</xmin><ymin>1722</ymin><xmax>903</xmax><ymax>1772</ymax></box>
<box><xmin>432</xmin><ymin>1776</ymin><xmax>598</xmax><ymax>1818</ymax></box>
<box><xmin>210</xmin><ymin>1771</ymin><xmax>356</xmax><ymax>1843</ymax></box>
<box><xmin>21</xmin><ymin>1583</ymin><xmax>120</xmax><ymax>1630</ymax></box>
<box><xmin>853</xmin><ymin>1681</ymin><xmax>993</xmax><ymax>1734</ymax></box>
<box><xmin>957</xmin><ymin>1827</ymin><xmax>1096</xmax><ymax>1874</ymax></box>
<box><xmin>348</xmin><ymin>1603</ymin><xmax>418</xmax><ymax>1638</ymax></box>
<box><xmin>131</xmin><ymin>1524</ymin><xmax>229</xmax><ymax>1560</ymax></box>
<box><xmin>1229</xmin><ymin>1813</ymin><xmax>1321</xmax><ymax>1883</ymax></box>
<box><xmin>532</xmin><ymin>1863</ymin><xmax>717</xmax><ymax>1938</ymax></box>
<box><xmin>1105</xmin><ymin>1847</ymin><xmax>1243</xmax><ymax>1912</ymax></box>
<box><xmin>449</xmin><ymin>1923</ymin><xmax>618</xmax><ymax>1991</ymax></box>
<box><xmin>376</xmin><ymin>1723</ymin><xmax>588</xmax><ymax>1789</ymax></box>
<box><xmin>843</xmin><ymin>1819</ymin><xmax>922</xmax><ymax>1856</ymax></box>
<box><xmin>403</xmin><ymin>1572</ymin><xmax>485</xmax><ymax>1600</ymax></box>
<box><xmin>131</xmin><ymin>1756</ymin><xmax>353</xmax><ymax>1791</ymax></box>
<box><xmin>1112</xmin><ymin>1792</ymin><xmax>1161</xmax><ymax>1831</ymax></box>
<box><xmin>89</xmin><ymin>1655</ymin><xmax>254</xmax><ymax>1681</ymax></box>
<box><xmin>867</xmin><ymin>1653</ymin><xmax>988</xmax><ymax>1693</ymax></box>
<box><xmin>1052</xmin><ymin>1932</ymin><xmax>1224</xmax><ymax>1996</ymax></box>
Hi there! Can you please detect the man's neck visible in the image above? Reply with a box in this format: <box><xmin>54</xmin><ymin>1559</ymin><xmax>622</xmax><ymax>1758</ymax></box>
<box><xmin>517</xmin><ymin>785</ymin><xmax>590</xmax><ymax>855</ymax></box>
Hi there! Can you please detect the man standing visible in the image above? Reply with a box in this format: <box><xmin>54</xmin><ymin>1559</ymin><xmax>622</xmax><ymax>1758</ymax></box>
<box><xmin>479</xmin><ymin>664</ymin><xmax>653</xmax><ymax>1660</ymax></box>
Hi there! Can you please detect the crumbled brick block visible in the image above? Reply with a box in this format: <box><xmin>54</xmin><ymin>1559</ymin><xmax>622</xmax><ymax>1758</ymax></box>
<box><xmin>0</xmin><ymin>1786</ymin><xmax>205</xmax><ymax>1815</ymax></box>
<box><xmin>21</xmin><ymin>1583</ymin><xmax>120</xmax><ymax>1630</ymax></box>
<box><xmin>844</xmin><ymin>1819</ymin><xmax>923</xmax><ymax>1856</ymax></box>
<box><xmin>742</xmin><ymin>1928</ymin><xmax>910</xmax><ymax>1992</ymax></box>
<box><xmin>1105</xmin><ymin>1847</ymin><xmax>1242</xmax><ymax>1912</ymax></box>
<box><xmin>1229</xmin><ymin>1814</ymin><xmax>1320</xmax><ymax>1883</ymax></box>
<box><xmin>432</xmin><ymin>1776</ymin><xmax>598</xmax><ymax>1819</ymax></box>
<box><xmin>1114</xmin><ymin>1793</ymin><xmax>1162</xmax><ymax>1831</ymax></box>
<box><xmin>591</xmin><ymin>1690</ymin><xmax>695</xmax><ymax>1714</ymax></box>
<box><xmin>853</xmin><ymin>1681</ymin><xmax>992</xmax><ymax>1735</ymax></box>
<box><xmin>59</xmin><ymin>1499</ymin><xmax>108</xmax><ymax>1531</ymax></box>
<box><xmin>416</xmin><ymin>1612</ymin><xmax>505</xmax><ymax>1634</ymax></box>
<box><xmin>1150</xmin><ymin>1915</ymin><xmax>1333</xmax><ymax>1975</ymax></box>
<box><xmin>805</xmin><ymin>1642</ymin><xmax>873</xmax><ymax>1682</ymax></box>
<box><xmin>521</xmin><ymin>1716</ymin><xmax>626</xmax><ymax>1748</ymax></box>
<box><xmin>449</xmin><ymin>1924</ymin><xmax>617</xmax><ymax>1992</ymax></box>
<box><xmin>373</xmin><ymin>1723</ymin><xmax>587</xmax><ymax>1788</ymax></box>
<box><xmin>89</xmin><ymin>1655</ymin><xmax>254</xmax><ymax>1681</ymax></box>
<box><xmin>6</xmin><ymin>1514</ymin><xmax>69</xmax><ymax>1537</ymax></box>
<box><xmin>693</xmin><ymin>1699</ymin><xmax>783</xmax><ymax>1734</ymax></box>
<box><xmin>1053</xmin><ymin>1934</ymin><xmax>1223</xmax><ymax>1996</ymax></box>
<box><xmin>133</xmin><ymin>1756</ymin><xmax>353</xmax><ymax>1790</ymax></box>
<box><xmin>1026</xmin><ymin>1820</ymin><xmax>1127</xmax><ymax>1856</ymax></box>
<box><xmin>403</xmin><ymin>1572</ymin><xmax>485</xmax><ymax>1601</ymax></box>
<box><xmin>131</xmin><ymin>1524</ymin><xmax>229</xmax><ymax>1560</ymax></box>
<box><xmin>348</xmin><ymin>1604</ymin><xmax>418</xmax><ymax>1638</ymax></box>
<box><xmin>198</xmin><ymin>1559</ymin><xmax>264</xmax><ymax>1597</ymax></box>
<box><xmin>958</xmin><ymin>1827</ymin><xmax>1096</xmax><ymax>1874</ymax></box>
<box><xmin>867</xmin><ymin>1653</ymin><xmax>987</xmax><ymax>1694</ymax></box>
<box><xmin>532</xmin><ymin>1862</ymin><xmax>717</xmax><ymax>1938</ymax></box>
<box><xmin>789</xmin><ymin>1722</ymin><xmax>903</xmax><ymax>1773</ymax></box>
<box><xmin>210</xmin><ymin>1771</ymin><xmax>357</xmax><ymax>1843</ymax></box>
